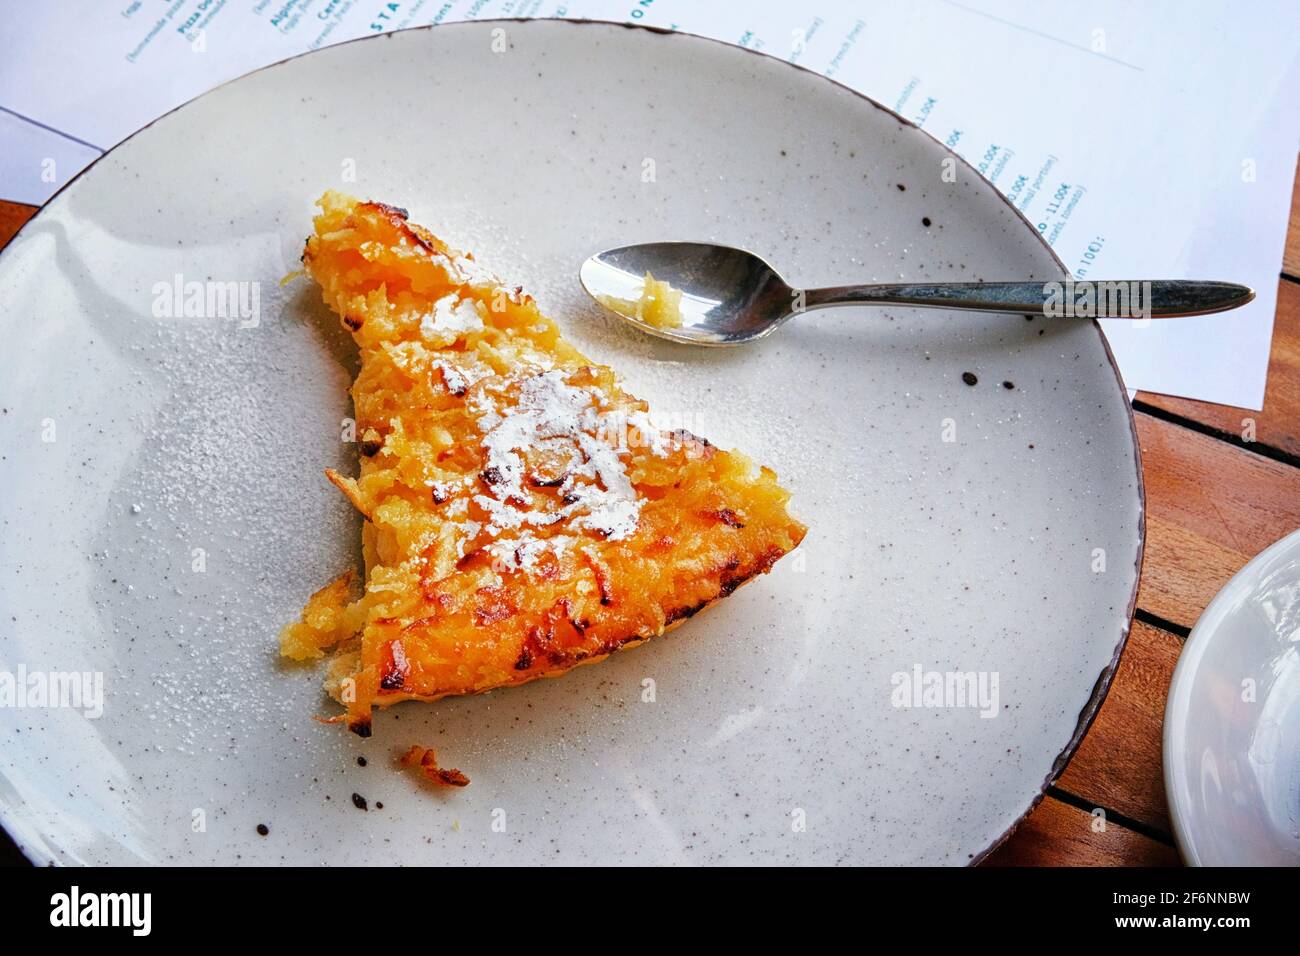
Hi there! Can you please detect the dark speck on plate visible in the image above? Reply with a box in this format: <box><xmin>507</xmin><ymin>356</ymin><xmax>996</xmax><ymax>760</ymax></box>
<box><xmin>256</xmin><ymin>824</ymin><xmax>269</xmax><ymax>836</ymax></box>
<box><xmin>357</xmin><ymin>756</ymin><xmax>367</xmax><ymax>767</ymax></box>
<box><xmin>961</xmin><ymin>372</ymin><xmax>978</xmax><ymax>386</ymax></box>
<box><xmin>1002</xmin><ymin>381</ymin><xmax>1015</xmax><ymax>390</ymax></box>
<box><xmin>922</xmin><ymin>216</ymin><xmax>931</xmax><ymax>227</ymax></box>
<box><xmin>352</xmin><ymin>793</ymin><xmax>368</xmax><ymax>811</ymax></box>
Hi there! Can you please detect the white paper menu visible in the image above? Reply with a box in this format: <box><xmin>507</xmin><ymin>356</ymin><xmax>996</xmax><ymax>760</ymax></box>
<box><xmin>1</xmin><ymin>0</ymin><xmax>1297</xmax><ymax>409</ymax></box>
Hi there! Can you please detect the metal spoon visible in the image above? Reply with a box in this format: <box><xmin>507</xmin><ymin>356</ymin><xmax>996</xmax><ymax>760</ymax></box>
<box><xmin>579</xmin><ymin>242</ymin><xmax>1255</xmax><ymax>347</ymax></box>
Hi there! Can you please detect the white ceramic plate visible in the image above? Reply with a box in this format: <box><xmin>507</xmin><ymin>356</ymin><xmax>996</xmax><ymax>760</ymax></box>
<box><xmin>0</xmin><ymin>20</ymin><xmax>1142</xmax><ymax>865</ymax></box>
<box><xmin>1164</xmin><ymin>528</ymin><xmax>1300</xmax><ymax>866</ymax></box>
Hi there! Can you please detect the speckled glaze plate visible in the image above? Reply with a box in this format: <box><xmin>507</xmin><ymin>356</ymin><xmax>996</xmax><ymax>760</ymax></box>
<box><xmin>0</xmin><ymin>20</ymin><xmax>1142</xmax><ymax>865</ymax></box>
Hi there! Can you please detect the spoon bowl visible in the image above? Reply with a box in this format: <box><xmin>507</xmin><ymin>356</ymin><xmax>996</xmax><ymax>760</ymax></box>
<box><xmin>580</xmin><ymin>242</ymin><xmax>796</xmax><ymax>346</ymax></box>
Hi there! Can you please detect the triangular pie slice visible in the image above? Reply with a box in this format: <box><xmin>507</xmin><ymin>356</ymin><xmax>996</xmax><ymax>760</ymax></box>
<box><xmin>281</xmin><ymin>191</ymin><xmax>807</xmax><ymax>736</ymax></box>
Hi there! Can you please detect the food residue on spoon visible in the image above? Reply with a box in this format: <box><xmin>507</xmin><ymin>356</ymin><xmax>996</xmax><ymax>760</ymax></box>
<box><xmin>598</xmin><ymin>271</ymin><xmax>684</xmax><ymax>329</ymax></box>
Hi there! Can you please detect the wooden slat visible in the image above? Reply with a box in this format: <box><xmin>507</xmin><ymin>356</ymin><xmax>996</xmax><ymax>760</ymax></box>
<box><xmin>1134</xmin><ymin>412</ymin><xmax>1300</xmax><ymax>630</ymax></box>
<box><xmin>983</xmin><ymin>796</ymin><xmax>1180</xmax><ymax>866</ymax></box>
<box><xmin>1137</xmin><ymin>279</ymin><xmax>1300</xmax><ymax>458</ymax></box>
<box><xmin>0</xmin><ymin>201</ymin><xmax>37</xmax><ymax>248</ymax></box>
<box><xmin>1286</xmin><ymin>161</ymin><xmax>1300</xmax><ymax>278</ymax></box>
<box><xmin>1057</xmin><ymin>621</ymin><xmax>1181</xmax><ymax>833</ymax></box>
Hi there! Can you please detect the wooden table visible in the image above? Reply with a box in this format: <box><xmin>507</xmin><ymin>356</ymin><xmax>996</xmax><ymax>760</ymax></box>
<box><xmin>1</xmin><ymin>164</ymin><xmax>1297</xmax><ymax>865</ymax></box>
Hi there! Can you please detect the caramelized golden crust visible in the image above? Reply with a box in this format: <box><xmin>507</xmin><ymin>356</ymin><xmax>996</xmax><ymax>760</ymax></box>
<box><xmin>282</xmin><ymin>191</ymin><xmax>807</xmax><ymax>733</ymax></box>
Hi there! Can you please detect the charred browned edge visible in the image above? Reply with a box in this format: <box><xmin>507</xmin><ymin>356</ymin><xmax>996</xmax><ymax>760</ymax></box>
<box><xmin>359</xmin><ymin>199</ymin><xmax>436</xmax><ymax>255</ymax></box>
<box><xmin>432</xmin><ymin>767</ymin><xmax>471</xmax><ymax>787</ymax></box>
<box><xmin>583</xmin><ymin>551</ymin><xmax>615</xmax><ymax>606</ymax></box>
<box><xmin>664</xmin><ymin>543</ymin><xmax>790</xmax><ymax>625</ymax></box>
<box><xmin>378</xmin><ymin>640</ymin><xmax>410</xmax><ymax>691</ymax></box>
<box><xmin>664</xmin><ymin>600</ymin><xmax>709</xmax><ymax>626</ymax></box>
<box><xmin>402</xmin><ymin>746</ymin><xmax>471</xmax><ymax>787</ymax></box>
<box><xmin>514</xmin><ymin>598</ymin><xmax>581</xmax><ymax>670</ymax></box>
<box><xmin>707</xmin><ymin>508</ymin><xmax>746</xmax><ymax>529</ymax></box>
<box><xmin>724</xmin><ymin>546</ymin><xmax>785</xmax><ymax>595</ymax></box>
<box><xmin>422</xmin><ymin>764</ymin><xmax>470</xmax><ymax>787</ymax></box>
<box><xmin>514</xmin><ymin>543</ymin><xmax>795</xmax><ymax>671</ymax></box>
<box><xmin>369</xmin><ymin>201</ymin><xmax>410</xmax><ymax>220</ymax></box>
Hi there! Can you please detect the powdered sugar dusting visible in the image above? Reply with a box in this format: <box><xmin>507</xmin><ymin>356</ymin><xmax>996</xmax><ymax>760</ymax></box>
<box><xmin>418</xmin><ymin>293</ymin><xmax>483</xmax><ymax>342</ymax></box>
<box><xmin>431</xmin><ymin>358</ymin><xmax>486</xmax><ymax>396</ymax></box>
<box><xmin>451</xmin><ymin>253</ymin><xmax>500</xmax><ymax>288</ymax></box>
<box><xmin>484</xmin><ymin>533</ymin><xmax>576</xmax><ymax>572</ymax></box>
<box><xmin>472</xmin><ymin>370</ymin><xmax>644</xmax><ymax>543</ymax></box>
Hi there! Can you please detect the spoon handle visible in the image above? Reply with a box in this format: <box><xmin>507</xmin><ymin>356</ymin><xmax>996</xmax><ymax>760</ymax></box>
<box><xmin>801</xmin><ymin>280</ymin><xmax>1254</xmax><ymax>319</ymax></box>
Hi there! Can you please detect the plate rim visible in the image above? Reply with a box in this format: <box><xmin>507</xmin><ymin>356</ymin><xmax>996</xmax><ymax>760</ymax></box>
<box><xmin>0</xmin><ymin>17</ymin><xmax>1146</xmax><ymax>866</ymax></box>
<box><xmin>1162</xmin><ymin>526</ymin><xmax>1300</xmax><ymax>866</ymax></box>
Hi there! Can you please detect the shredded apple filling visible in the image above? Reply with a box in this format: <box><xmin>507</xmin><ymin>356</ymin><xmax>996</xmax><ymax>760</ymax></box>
<box><xmin>281</xmin><ymin>191</ymin><xmax>807</xmax><ymax>736</ymax></box>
